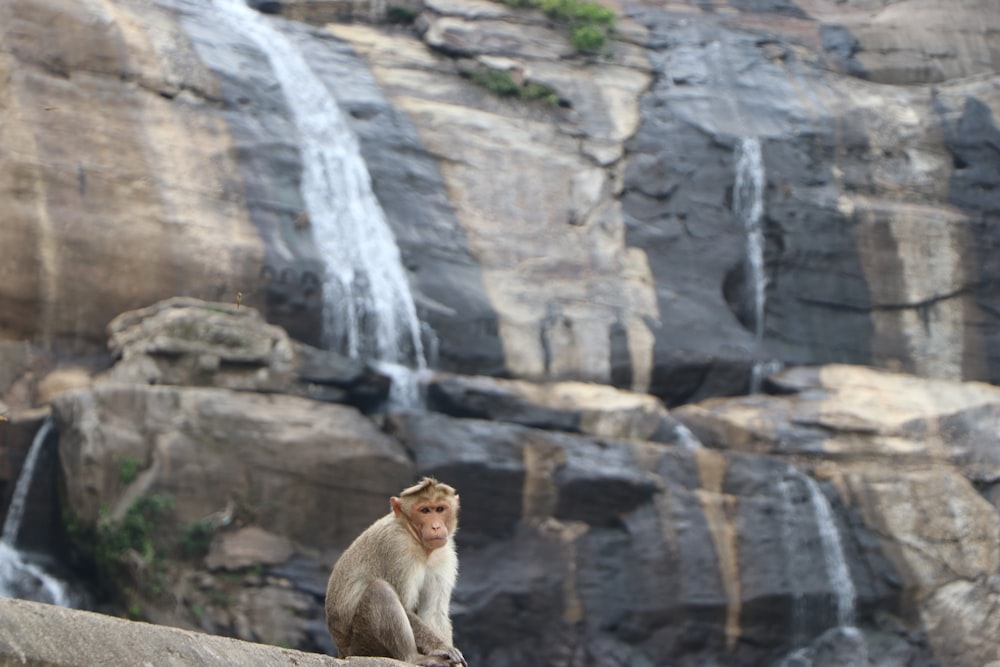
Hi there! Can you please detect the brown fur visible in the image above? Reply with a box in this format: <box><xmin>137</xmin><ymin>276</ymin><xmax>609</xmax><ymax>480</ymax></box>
<box><xmin>325</xmin><ymin>478</ymin><xmax>466</xmax><ymax>667</ymax></box>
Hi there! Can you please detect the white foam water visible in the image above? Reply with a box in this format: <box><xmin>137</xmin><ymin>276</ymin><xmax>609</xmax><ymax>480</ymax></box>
<box><xmin>802</xmin><ymin>476</ymin><xmax>857</xmax><ymax>627</ymax></box>
<box><xmin>733</xmin><ymin>137</ymin><xmax>775</xmax><ymax>392</ymax></box>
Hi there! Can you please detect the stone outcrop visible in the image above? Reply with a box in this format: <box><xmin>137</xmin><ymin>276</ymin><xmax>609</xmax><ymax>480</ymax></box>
<box><xmin>104</xmin><ymin>297</ymin><xmax>392</xmax><ymax>410</ymax></box>
<box><xmin>3</xmin><ymin>0</ymin><xmax>999</xmax><ymax>406</ymax></box>
<box><xmin>0</xmin><ymin>596</ymin><xmax>407</xmax><ymax>667</ymax></box>
<box><xmin>53</xmin><ymin>383</ymin><xmax>412</xmax><ymax>550</ymax></box>
<box><xmin>424</xmin><ymin>371</ymin><xmax>698</xmax><ymax>444</ymax></box>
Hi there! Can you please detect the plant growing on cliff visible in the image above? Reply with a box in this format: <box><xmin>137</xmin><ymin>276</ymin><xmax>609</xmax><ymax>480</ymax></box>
<box><xmin>179</xmin><ymin>518</ymin><xmax>214</xmax><ymax>559</ymax></box>
<box><xmin>98</xmin><ymin>494</ymin><xmax>174</xmax><ymax>571</ymax></box>
<box><xmin>63</xmin><ymin>494</ymin><xmax>178</xmax><ymax>604</ymax></box>
<box><xmin>386</xmin><ymin>4</ymin><xmax>418</xmax><ymax>24</ymax></box>
<box><xmin>117</xmin><ymin>457</ymin><xmax>141</xmax><ymax>485</ymax></box>
<box><xmin>502</xmin><ymin>0</ymin><xmax>615</xmax><ymax>53</ymax></box>
<box><xmin>466</xmin><ymin>67</ymin><xmax>561</xmax><ymax>106</ymax></box>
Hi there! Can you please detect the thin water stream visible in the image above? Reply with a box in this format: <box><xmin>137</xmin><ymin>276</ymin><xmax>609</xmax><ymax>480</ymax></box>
<box><xmin>733</xmin><ymin>137</ymin><xmax>782</xmax><ymax>391</ymax></box>
<box><xmin>0</xmin><ymin>417</ymin><xmax>75</xmax><ymax>607</ymax></box>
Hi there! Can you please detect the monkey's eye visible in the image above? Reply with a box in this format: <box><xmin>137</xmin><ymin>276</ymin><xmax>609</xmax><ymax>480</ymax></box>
<box><xmin>419</xmin><ymin>507</ymin><xmax>432</xmax><ymax>514</ymax></box>
<box><xmin>435</xmin><ymin>506</ymin><xmax>446</xmax><ymax>513</ymax></box>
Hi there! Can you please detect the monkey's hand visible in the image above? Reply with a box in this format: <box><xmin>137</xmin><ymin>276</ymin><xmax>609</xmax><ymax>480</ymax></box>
<box><xmin>417</xmin><ymin>647</ymin><xmax>467</xmax><ymax>667</ymax></box>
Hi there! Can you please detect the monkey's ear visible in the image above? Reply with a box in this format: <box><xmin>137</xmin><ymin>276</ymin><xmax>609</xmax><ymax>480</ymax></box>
<box><xmin>390</xmin><ymin>496</ymin><xmax>403</xmax><ymax>516</ymax></box>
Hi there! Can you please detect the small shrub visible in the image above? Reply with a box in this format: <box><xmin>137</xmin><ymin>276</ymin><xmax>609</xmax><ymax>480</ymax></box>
<box><xmin>117</xmin><ymin>457</ymin><xmax>141</xmax><ymax>485</ymax></box>
<box><xmin>87</xmin><ymin>493</ymin><xmax>175</xmax><ymax>598</ymax></box>
<box><xmin>468</xmin><ymin>68</ymin><xmax>522</xmax><ymax>97</ymax></box>
<box><xmin>521</xmin><ymin>82</ymin><xmax>560</xmax><ymax>106</ymax></box>
<box><xmin>503</xmin><ymin>0</ymin><xmax>614</xmax><ymax>53</ymax></box>
<box><xmin>467</xmin><ymin>67</ymin><xmax>560</xmax><ymax>106</ymax></box>
<box><xmin>386</xmin><ymin>4</ymin><xmax>418</xmax><ymax>24</ymax></box>
<box><xmin>180</xmin><ymin>519</ymin><xmax>214</xmax><ymax>559</ymax></box>
<box><xmin>99</xmin><ymin>494</ymin><xmax>174</xmax><ymax>564</ymax></box>
<box><xmin>570</xmin><ymin>24</ymin><xmax>606</xmax><ymax>53</ymax></box>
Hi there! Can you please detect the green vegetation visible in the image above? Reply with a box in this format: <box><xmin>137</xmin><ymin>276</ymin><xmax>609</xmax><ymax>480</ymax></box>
<box><xmin>179</xmin><ymin>518</ymin><xmax>214</xmax><ymax>559</ymax></box>
<box><xmin>567</xmin><ymin>23</ymin><xmax>606</xmax><ymax>53</ymax></box>
<box><xmin>117</xmin><ymin>457</ymin><xmax>141</xmax><ymax>485</ymax></box>
<box><xmin>502</xmin><ymin>0</ymin><xmax>615</xmax><ymax>53</ymax></box>
<box><xmin>66</xmin><ymin>493</ymin><xmax>219</xmax><ymax>609</ymax></box>
<box><xmin>97</xmin><ymin>494</ymin><xmax>174</xmax><ymax>574</ymax></box>
<box><xmin>466</xmin><ymin>67</ymin><xmax>560</xmax><ymax>106</ymax></box>
<box><xmin>386</xmin><ymin>4</ymin><xmax>418</xmax><ymax>24</ymax></box>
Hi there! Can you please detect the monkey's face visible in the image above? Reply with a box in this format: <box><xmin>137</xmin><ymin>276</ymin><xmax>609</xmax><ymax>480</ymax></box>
<box><xmin>411</xmin><ymin>499</ymin><xmax>455</xmax><ymax>552</ymax></box>
<box><xmin>392</xmin><ymin>479</ymin><xmax>460</xmax><ymax>554</ymax></box>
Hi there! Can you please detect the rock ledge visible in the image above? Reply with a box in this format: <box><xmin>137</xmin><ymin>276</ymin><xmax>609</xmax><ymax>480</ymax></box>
<box><xmin>0</xmin><ymin>597</ymin><xmax>407</xmax><ymax>667</ymax></box>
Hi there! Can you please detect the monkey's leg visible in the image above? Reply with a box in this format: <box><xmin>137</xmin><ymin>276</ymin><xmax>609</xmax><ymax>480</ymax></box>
<box><xmin>348</xmin><ymin>580</ymin><xmax>455</xmax><ymax>667</ymax></box>
<box><xmin>347</xmin><ymin>579</ymin><xmax>418</xmax><ymax>660</ymax></box>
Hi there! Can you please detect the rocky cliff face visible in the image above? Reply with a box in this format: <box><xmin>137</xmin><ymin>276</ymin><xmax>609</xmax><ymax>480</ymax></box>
<box><xmin>2</xmin><ymin>0</ymin><xmax>998</xmax><ymax>404</ymax></box>
<box><xmin>23</xmin><ymin>300</ymin><xmax>997</xmax><ymax>667</ymax></box>
<box><xmin>2</xmin><ymin>0</ymin><xmax>1000</xmax><ymax>665</ymax></box>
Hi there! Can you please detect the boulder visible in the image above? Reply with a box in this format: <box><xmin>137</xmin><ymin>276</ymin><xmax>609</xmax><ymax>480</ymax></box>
<box><xmin>674</xmin><ymin>363</ymin><xmax>1000</xmax><ymax>468</ymax></box>
<box><xmin>424</xmin><ymin>372</ymin><xmax>698</xmax><ymax>445</ymax></box>
<box><xmin>386</xmin><ymin>411</ymin><xmax>662</xmax><ymax>539</ymax></box>
<box><xmin>204</xmin><ymin>526</ymin><xmax>295</xmax><ymax>572</ymax></box>
<box><xmin>52</xmin><ymin>383</ymin><xmax>413</xmax><ymax>550</ymax></box>
<box><xmin>0</xmin><ymin>596</ymin><xmax>406</xmax><ymax>667</ymax></box>
<box><xmin>103</xmin><ymin>298</ymin><xmax>391</xmax><ymax>411</ymax></box>
<box><xmin>920</xmin><ymin>575</ymin><xmax>1000</xmax><ymax>666</ymax></box>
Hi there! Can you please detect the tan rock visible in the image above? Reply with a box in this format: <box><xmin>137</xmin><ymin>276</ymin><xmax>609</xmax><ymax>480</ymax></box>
<box><xmin>53</xmin><ymin>384</ymin><xmax>413</xmax><ymax>550</ymax></box>
<box><xmin>104</xmin><ymin>297</ymin><xmax>297</xmax><ymax>392</ymax></box>
<box><xmin>205</xmin><ymin>526</ymin><xmax>295</xmax><ymax>571</ymax></box>
<box><xmin>675</xmin><ymin>364</ymin><xmax>1000</xmax><ymax>463</ymax></box>
<box><xmin>0</xmin><ymin>0</ymin><xmax>264</xmax><ymax>349</ymax></box>
<box><xmin>425</xmin><ymin>372</ymin><xmax>691</xmax><ymax>443</ymax></box>
<box><xmin>920</xmin><ymin>576</ymin><xmax>1000</xmax><ymax>667</ymax></box>
<box><xmin>828</xmin><ymin>0</ymin><xmax>1000</xmax><ymax>84</ymax></box>
<box><xmin>35</xmin><ymin>367</ymin><xmax>92</xmax><ymax>405</ymax></box>
<box><xmin>842</xmin><ymin>466</ymin><xmax>999</xmax><ymax>594</ymax></box>
<box><xmin>423</xmin><ymin>16</ymin><xmax>576</xmax><ymax>60</ymax></box>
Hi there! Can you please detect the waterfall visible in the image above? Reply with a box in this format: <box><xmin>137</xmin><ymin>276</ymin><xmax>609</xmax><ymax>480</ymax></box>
<box><xmin>802</xmin><ymin>476</ymin><xmax>857</xmax><ymax>627</ymax></box>
<box><xmin>674</xmin><ymin>423</ymin><xmax>703</xmax><ymax>450</ymax></box>
<box><xmin>375</xmin><ymin>361</ymin><xmax>432</xmax><ymax>410</ymax></box>
<box><xmin>213</xmin><ymin>0</ymin><xmax>426</xmax><ymax>370</ymax></box>
<box><xmin>733</xmin><ymin>137</ymin><xmax>778</xmax><ymax>392</ymax></box>
<box><xmin>777</xmin><ymin>478</ymin><xmax>808</xmax><ymax>646</ymax></box>
<box><xmin>1</xmin><ymin>418</ymin><xmax>53</xmax><ymax>544</ymax></box>
<box><xmin>0</xmin><ymin>417</ymin><xmax>75</xmax><ymax>607</ymax></box>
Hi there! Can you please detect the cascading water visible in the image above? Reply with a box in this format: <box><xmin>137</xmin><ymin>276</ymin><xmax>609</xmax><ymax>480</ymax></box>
<box><xmin>1</xmin><ymin>419</ymin><xmax>53</xmax><ymax>543</ymax></box>
<box><xmin>675</xmin><ymin>423</ymin><xmax>703</xmax><ymax>450</ymax></box>
<box><xmin>777</xmin><ymin>478</ymin><xmax>808</xmax><ymax>646</ymax></box>
<box><xmin>733</xmin><ymin>137</ymin><xmax>781</xmax><ymax>392</ymax></box>
<box><xmin>777</xmin><ymin>472</ymin><xmax>857</xmax><ymax>646</ymax></box>
<box><xmin>212</xmin><ymin>0</ymin><xmax>427</xmax><ymax>378</ymax></box>
<box><xmin>0</xmin><ymin>417</ymin><xmax>75</xmax><ymax>607</ymax></box>
<box><xmin>802</xmin><ymin>476</ymin><xmax>857</xmax><ymax>627</ymax></box>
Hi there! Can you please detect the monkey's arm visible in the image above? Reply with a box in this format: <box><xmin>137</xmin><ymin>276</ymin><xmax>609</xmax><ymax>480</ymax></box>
<box><xmin>406</xmin><ymin>611</ymin><xmax>449</xmax><ymax>653</ymax></box>
<box><xmin>406</xmin><ymin>612</ymin><xmax>467</xmax><ymax>667</ymax></box>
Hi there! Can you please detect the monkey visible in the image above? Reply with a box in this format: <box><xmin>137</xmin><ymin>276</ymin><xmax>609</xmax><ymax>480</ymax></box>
<box><xmin>325</xmin><ymin>477</ymin><xmax>467</xmax><ymax>667</ymax></box>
